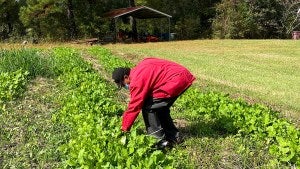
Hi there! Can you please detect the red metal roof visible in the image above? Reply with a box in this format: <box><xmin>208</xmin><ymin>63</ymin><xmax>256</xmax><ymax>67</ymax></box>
<box><xmin>103</xmin><ymin>6</ymin><xmax>172</xmax><ymax>19</ymax></box>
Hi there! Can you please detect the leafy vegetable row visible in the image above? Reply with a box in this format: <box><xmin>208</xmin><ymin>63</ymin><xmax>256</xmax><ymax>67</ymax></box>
<box><xmin>88</xmin><ymin>47</ymin><xmax>134</xmax><ymax>73</ymax></box>
<box><xmin>0</xmin><ymin>49</ymin><xmax>53</xmax><ymax>112</ymax></box>
<box><xmin>175</xmin><ymin>89</ymin><xmax>299</xmax><ymax>166</ymax></box>
<box><xmin>51</xmin><ymin>47</ymin><xmax>174</xmax><ymax>168</ymax></box>
<box><xmin>88</xmin><ymin>46</ymin><xmax>299</xmax><ymax>167</ymax></box>
<box><xmin>0</xmin><ymin>70</ymin><xmax>28</xmax><ymax>112</ymax></box>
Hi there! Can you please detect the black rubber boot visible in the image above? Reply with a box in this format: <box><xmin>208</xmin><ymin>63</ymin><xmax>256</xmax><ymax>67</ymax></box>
<box><xmin>155</xmin><ymin>139</ymin><xmax>172</xmax><ymax>150</ymax></box>
<box><xmin>142</xmin><ymin>110</ymin><xmax>165</xmax><ymax>139</ymax></box>
<box><xmin>142</xmin><ymin>97</ymin><xmax>182</xmax><ymax>150</ymax></box>
<box><xmin>156</xmin><ymin>107</ymin><xmax>180</xmax><ymax>143</ymax></box>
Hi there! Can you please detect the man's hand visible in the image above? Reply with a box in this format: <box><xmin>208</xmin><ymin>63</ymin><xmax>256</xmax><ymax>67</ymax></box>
<box><xmin>121</xmin><ymin>127</ymin><xmax>129</xmax><ymax>133</ymax></box>
<box><xmin>119</xmin><ymin>129</ymin><xmax>129</xmax><ymax>145</ymax></box>
<box><xmin>120</xmin><ymin>134</ymin><xmax>127</xmax><ymax>145</ymax></box>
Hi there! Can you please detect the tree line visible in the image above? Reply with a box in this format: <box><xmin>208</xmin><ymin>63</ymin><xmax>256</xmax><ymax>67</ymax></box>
<box><xmin>0</xmin><ymin>0</ymin><xmax>299</xmax><ymax>42</ymax></box>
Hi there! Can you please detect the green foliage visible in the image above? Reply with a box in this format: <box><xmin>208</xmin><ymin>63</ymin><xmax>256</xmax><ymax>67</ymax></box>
<box><xmin>212</xmin><ymin>0</ymin><xmax>299</xmax><ymax>39</ymax></box>
<box><xmin>174</xmin><ymin>88</ymin><xmax>300</xmax><ymax>166</ymax></box>
<box><xmin>0</xmin><ymin>0</ymin><xmax>25</xmax><ymax>40</ymax></box>
<box><xmin>0</xmin><ymin>69</ymin><xmax>28</xmax><ymax>114</ymax></box>
<box><xmin>51</xmin><ymin>47</ymin><xmax>93</xmax><ymax>76</ymax></box>
<box><xmin>88</xmin><ymin>47</ymin><xmax>134</xmax><ymax>72</ymax></box>
<box><xmin>18</xmin><ymin>0</ymin><xmax>129</xmax><ymax>40</ymax></box>
<box><xmin>212</xmin><ymin>0</ymin><xmax>257</xmax><ymax>39</ymax></box>
<box><xmin>144</xmin><ymin>0</ymin><xmax>219</xmax><ymax>39</ymax></box>
<box><xmin>247</xmin><ymin>0</ymin><xmax>285</xmax><ymax>38</ymax></box>
<box><xmin>0</xmin><ymin>49</ymin><xmax>54</xmax><ymax>78</ymax></box>
<box><xmin>175</xmin><ymin>16</ymin><xmax>202</xmax><ymax>40</ymax></box>
<box><xmin>0</xmin><ymin>76</ymin><xmax>66</xmax><ymax>168</ymax></box>
<box><xmin>72</xmin><ymin>0</ymin><xmax>127</xmax><ymax>38</ymax></box>
<box><xmin>279</xmin><ymin>0</ymin><xmax>300</xmax><ymax>37</ymax></box>
<box><xmin>1</xmin><ymin>0</ymin><xmax>299</xmax><ymax>40</ymax></box>
<box><xmin>19</xmin><ymin>0</ymin><xmax>69</xmax><ymax>40</ymax></box>
<box><xmin>0</xmin><ymin>70</ymin><xmax>28</xmax><ymax>104</ymax></box>
<box><xmin>52</xmin><ymin>47</ymin><xmax>174</xmax><ymax>168</ymax></box>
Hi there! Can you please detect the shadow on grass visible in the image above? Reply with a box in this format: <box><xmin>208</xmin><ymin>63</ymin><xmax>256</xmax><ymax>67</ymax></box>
<box><xmin>177</xmin><ymin>117</ymin><xmax>236</xmax><ymax>139</ymax></box>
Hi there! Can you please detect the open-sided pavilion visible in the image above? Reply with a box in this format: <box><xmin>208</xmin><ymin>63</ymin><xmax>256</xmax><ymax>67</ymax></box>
<box><xmin>103</xmin><ymin>6</ymin><xmax>172</xmax><ymax>42</ymax></box>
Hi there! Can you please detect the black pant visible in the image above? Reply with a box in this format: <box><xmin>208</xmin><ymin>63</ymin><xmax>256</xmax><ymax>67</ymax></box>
<box><xmin>142</xmin><ymin>96</ymin><xmax>179</xmax><ymax>141</ymax></box>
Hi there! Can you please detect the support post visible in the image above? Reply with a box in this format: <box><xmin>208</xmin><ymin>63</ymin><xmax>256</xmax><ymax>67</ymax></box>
<box><xmin>168</xmin><ymin>17</ymin><xmax>171</xmax><ymax>41</ymax></box>
<box><xmin>114</xmin><ymin>18</ymin><xmax>117</xmax><ymax>43</ymax></box>
<box><xmin>160</xmin><ymin>19</ymin><xmax>163</xmax><ymax>40</ymax></box>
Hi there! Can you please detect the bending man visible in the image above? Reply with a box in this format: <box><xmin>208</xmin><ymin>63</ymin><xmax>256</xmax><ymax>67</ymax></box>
<box><xmin>112</xmin><ymin>57</ymin><xmax>195</xmax><ymax>148</ymax></box>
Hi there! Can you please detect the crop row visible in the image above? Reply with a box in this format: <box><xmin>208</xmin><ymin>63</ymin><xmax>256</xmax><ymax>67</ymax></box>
<box><xmin>88</xmin><ymin>47</ymin><xmax>134</xmax><ymax>73</ymax></box>
<box><xmin>176</xmin><ymin>90</ymin><xmax>299</xmax><ymax>166</ymax></box>
<box><xmin>0</xmin><ymin>48</ymin><xmax>58</xmax><ymax>110</ymax></box>
<box><xmin>0</xmin><ymin>49</ymin><xmax>55</xmax><ymax>78</ymax></box>
<box><xmin>0</xmin><ymin>49</ymin><xmax>67</xmax><ymax>168</ymax></box>
<box><xmin>51</xmin><ymin>47</ymin><xmax>174</xmax><ymax>168</ymax></box>
<box><xmin>0</xmin><ymin>48</ymin><xmax>175</xmax><ymax>168</ymax></box>
<box><xmin>0</xmin><ymin>49</ymin><xmax>51</xmax><ymax>112</ymax></box>
<box><xmin>1</xmin><ymin>47</ymin><xmax>298</xmax><ymax>167</ymax></box>
<box><xmin>88</xmin><ymin>47</ymin><xmax>299</xmax><ymax>167</ymax></box>
<box><xmin>0</xmin><ymin>70</ymin><xmax>28</xmax><ymax>112</ymax></box>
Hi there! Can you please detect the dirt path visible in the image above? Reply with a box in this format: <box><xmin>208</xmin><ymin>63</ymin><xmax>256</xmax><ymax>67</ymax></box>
<box><xmin>0</xmin><ymin>77</ymin><xmax>63</xmax><ymax>168</ymax></box>
<box><xmin>81</xmin><ymin>52</ymin><xmax>109</xmax><ymax>80</ymax></box>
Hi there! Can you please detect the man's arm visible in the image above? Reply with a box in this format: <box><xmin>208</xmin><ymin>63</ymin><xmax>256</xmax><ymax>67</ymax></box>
<box><xmin>121</xmin><ymin>85</ymin><xmax>149</xmax><ymax>131</ymax></box>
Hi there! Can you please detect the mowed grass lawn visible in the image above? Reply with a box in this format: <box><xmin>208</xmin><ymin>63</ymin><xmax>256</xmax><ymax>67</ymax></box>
<box><xmin>106</xmin><ymin>40</ymin><xmax>300</xmax><ymax>123</ymax></box>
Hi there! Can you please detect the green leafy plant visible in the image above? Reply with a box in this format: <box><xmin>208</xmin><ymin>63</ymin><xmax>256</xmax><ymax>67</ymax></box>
<box><xmin>88</xmin><ymin>47</ymin><xmax>134</xmax><ymax>73</ymax></box>
<box><xmin>0</xmin><ymin>70</ymin><xmax>29</xmax><ymax>112</ymax></box>
<box><xmin>52</xmin><ymin>47</ymin><xmax>174</xmax><ymax>168</ymax></box>
<box><xmin>174</xmin><ymin>88</ymin><xmax>300</xmax><ymax>166</ymax></box>
<box><xmin>88</xmin><ymin>46</ymin><xmax>300</xmax><ymax>167</ymax></box>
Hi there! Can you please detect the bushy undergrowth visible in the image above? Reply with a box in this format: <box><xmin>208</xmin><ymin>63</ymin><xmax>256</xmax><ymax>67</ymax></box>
<box><xmin>52</xmin><ymin>47</ymin><xmax>174</xmax><ymax>168</ymax></box>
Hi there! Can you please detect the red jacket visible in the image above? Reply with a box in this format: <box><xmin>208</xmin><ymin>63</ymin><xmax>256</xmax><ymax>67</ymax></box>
<box><xmin>122</xmin><ymin>58</ymin><xmax>195</xmax><ymax>131</ymax></box>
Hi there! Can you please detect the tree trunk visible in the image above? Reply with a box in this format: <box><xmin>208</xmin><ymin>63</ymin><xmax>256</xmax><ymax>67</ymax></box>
<box><xmin>6</xmin><ymin>12</ymin><xmax>13</xmax><ymax>35</ymax></box>
<box><xmin>128</xmin><ymin>0</ymin><xmax>135</xmax><ymax>7</ymax></box>
<box><xmin>129</xmin><ymin>0</ymin><xmax>138</xmax><ymax>42</ymax></box>
<box><xmin>66</xmin><ymin>0</ymin><xmax>77</xmax><ymax>39</ymax></box>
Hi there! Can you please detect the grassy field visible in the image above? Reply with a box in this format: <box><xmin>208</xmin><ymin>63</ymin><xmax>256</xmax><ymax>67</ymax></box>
<box><xmin>1</xmin><ymin>45</ymin><xmax>299</xmax><ymax>168</ymax></box>
<box><xmin>105</xmin><ymin>40</ymin><xmax>300</xmax><ymax>123</ymax></box>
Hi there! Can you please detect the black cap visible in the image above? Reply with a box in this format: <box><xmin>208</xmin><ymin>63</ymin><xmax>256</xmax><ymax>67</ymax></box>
<box><xmin>112</xmin><ymin>67</ymin><xmax>130</xmax><ymax>88</ymax></box>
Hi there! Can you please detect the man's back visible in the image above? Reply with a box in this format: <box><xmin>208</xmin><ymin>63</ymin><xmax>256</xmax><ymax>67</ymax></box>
<box><xmin>130</xmin><ymin>57</ymin><xmax>195</xmax><ymax>98</ymax></box>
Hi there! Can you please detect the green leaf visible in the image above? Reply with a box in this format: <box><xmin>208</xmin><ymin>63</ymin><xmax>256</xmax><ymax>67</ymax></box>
<box><xmin>120</xmin><ymin>135</ymin><xmax>127</xmax><ymax>145</ymax></box>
